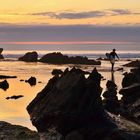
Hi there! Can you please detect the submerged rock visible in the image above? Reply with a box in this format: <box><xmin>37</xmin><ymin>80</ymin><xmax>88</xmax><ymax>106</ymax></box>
<box><xmin>0</xmin><ymin>80</ymin><xmax>9</xmax><ymax>91</ymax></box>
<box><xmin>27</xmin><ymin>67</ymin><xmax>140</xmax><ymax>140</ymax></box>
<box><xmin>6</xmin><ymin>95</ymin><xmax>24</xmax><ymax>100</ymax></box>
<box><xmin>18</xmin><ymin>51</ymin><xmax>38</xmax><ymax>62</ymax></box>
<box><xmin>39</xmin><ymin>52</ymin><xmax>101</xmax><ymax>65</ymax></box>
<box><xmin>25</xmin><ymin>76</ymin><xmax>37</xmax><ymax>86</ymax></box>
<box><xmin>0</xmin><ymin>121</ymin><xmax>39</xmax><ymax>140</ymax></box>
<box><xmin>0</xmin><ymin>75</ymin><xmax>17</xmax><ymax>79</ymax></box>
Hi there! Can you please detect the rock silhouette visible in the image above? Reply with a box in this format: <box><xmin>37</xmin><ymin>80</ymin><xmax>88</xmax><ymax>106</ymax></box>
<box><xmin>0</xmin><ymin>80</ymin><xmax>9</xmax><ymax>91</ymax></box>
<box><xmin>39</xmin><ymin>52</ymin><xmax>101</xmax><ymax>65</ymax></box>
<box><xmin>0</xmin><ymin>121</ymin><xmax>39</xmax><ymax>139</ymax></box>
<box><xmin>51</xmin><ymin>69</ymin><xmax>63</xmax><ymax>76</ymax></box>
<box><xmin>6</xmin><ymin>95</ymin><xmax>24</xmax><ymax>100</ymax></box>
<box><xmin>18</xmin><ymin>51</ymin><xmax>38</xmax><ymax>62</ymax></box>
<box><xmin>0</xmin><ymin>75</ymin><xmax>17</xmax><ymax>79</ymax></box>
<box><xmin>123</xmin><ymin>60</ymin><xmax>140</xmax><ymax>67</ymax></box>
<box><xmin>120</xmin><ymin>67</ymin><xmax>140</xmax><ymax>124</ymax></box>
<box><xmin>103</xmin><ymin>80</ymin><xmax>120</xmax><ymax>114</ymax></box>
<box><xmin>0</xmin><ymin>48</ymin><xmax>4</xmax><ymax>59</ymax></box>
<box><xmin>25</xmin><ymin>77</ymin><xmax>37</xmax><ymax>86</ymax></box>
<box><xmin>27</xmin><ymin>67</ymin><xmax>140</xmax><ymax>140</ymax></box>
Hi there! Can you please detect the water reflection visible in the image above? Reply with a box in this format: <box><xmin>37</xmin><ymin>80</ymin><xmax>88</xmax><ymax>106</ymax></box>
<box><xmin>0</xmin><ymin>60</ymin><xmax>125</xmax><ymax>130</ymax></box>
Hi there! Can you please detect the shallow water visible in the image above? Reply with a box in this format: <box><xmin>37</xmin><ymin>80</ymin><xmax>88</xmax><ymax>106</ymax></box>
<box><xmin>0</xmin><ymin>60</ymin><xmax>130</xmax><ymax>130</ymax></box>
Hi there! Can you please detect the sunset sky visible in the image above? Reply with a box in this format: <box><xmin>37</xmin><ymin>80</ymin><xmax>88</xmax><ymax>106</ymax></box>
<box><xmin>0</xmin><ymin>0</ymin><xmax>140</xmax><ymax>25</ymax></box>
<box><xmin>0</xmin><ymin>0</ymin><xmax>140</xmax><ymax>50</ymax></box>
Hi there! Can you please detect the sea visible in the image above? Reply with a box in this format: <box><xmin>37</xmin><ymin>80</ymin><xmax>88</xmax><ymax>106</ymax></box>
<box><xmin>0</xmin><ymin>49</ymin><xmax>140</xmax><ymax>130</ymax></box>
<box><xmin>2</xmin><ymin>50</ymin><xmax>140</xmax><ymax>60</ymax></box>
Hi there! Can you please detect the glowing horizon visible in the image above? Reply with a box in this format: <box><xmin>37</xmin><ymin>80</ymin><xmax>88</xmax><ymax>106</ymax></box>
<box><xmin>0</xmin><ymin>0</ymin><xmax>140</xmax><ymax>26</ymax></box>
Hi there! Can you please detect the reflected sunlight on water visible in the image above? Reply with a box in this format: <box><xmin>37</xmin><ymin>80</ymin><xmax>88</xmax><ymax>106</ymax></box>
<box><xmin>0</xmin><ymin>60</ymin><xmax>130</xmax><ymax>130</ymax></box>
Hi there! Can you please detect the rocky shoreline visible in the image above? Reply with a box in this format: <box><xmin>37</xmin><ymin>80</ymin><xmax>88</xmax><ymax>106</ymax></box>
<box><xmin>26</xmin><ymin>67</ymin><xmax>140</xmax><ymax>140</ymax></box>
<box><xmin>0</xmin><ymin>121</ymin><xmax>39</xmax><ymax>140</ymax></box>
<box><xmin>18</xmin><ymin>51</ymin><xmax>101</xmax><ymax>65</ymax></box>
<box><xmin>0</xmin><ymin>49</ymin><xmax>140</xmax><ymax>139</ymax></box>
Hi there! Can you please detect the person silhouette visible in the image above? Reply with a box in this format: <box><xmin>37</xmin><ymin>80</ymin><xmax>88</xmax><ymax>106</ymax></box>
<box><xmin>109</xmin><ymin>49</ymin><xmax>119</xmax><ymax>71</ymax></box>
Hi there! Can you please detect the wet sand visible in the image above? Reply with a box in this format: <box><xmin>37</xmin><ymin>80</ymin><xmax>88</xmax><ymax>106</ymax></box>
<box><xmin>0</xmin><ymin>60</ymin><xmax>131</xmax><ymax>130</ymax></box>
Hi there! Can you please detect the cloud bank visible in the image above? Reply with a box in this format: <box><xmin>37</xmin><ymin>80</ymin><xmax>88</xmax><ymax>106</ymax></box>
<box><xmin>30</xmin><ymin>9</ymin><xmax>140</xmax><ymax>19</ymax></box>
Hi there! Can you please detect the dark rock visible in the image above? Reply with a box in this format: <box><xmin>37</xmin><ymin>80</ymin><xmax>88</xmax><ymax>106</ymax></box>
<box><xmin>39</xmin><ymin>52</ymin><xmax>101</xmax><ymax>65</ymax></box>
<box><xmin>0</xmin><ymin>121</ymin><xmax>39</xmax><ymax>139</ymax></box>
<box><xmin>119</xmin><ymin>67</ymin><xmax>140</xmax><ymax>124</ymax></box>
<box><xmin>0</xmin><ymin>48</ymin><xmax>4</xmax><ymax>59</ymax></box>
<box><xmin>119</xmin><ymin>84</ymin><xmax>140</xmax><ymax>124</ymax></box>
<box><xmin>0</xmin><ymin>75</ymin><xmax>17</xmax><ymax>79</ymax></box>
<box><xmin>25</xmin><ymin>77</ymin><xmax>37</xmax><ymax>86</ymax></box>
<box><xmin>103</xmin><ymin>80</ymin><xmax>120</xmax><ymax>114</ymax></box>
<box><xmin>122</xmin><ymin>67</ymin><xmax>140</xmax><ymax>88</ymax></box>
<box><xmin>0</xmin><ymin>48</ymin><xmax>3</xmax><ymax>54</ymax></box>
<box><xmin>20</xmin><ymin>79</ymin><xmax>24</xmax><ymax>82</ymax></box>
<box><xmin>96</xmin><ymin>57</ymin><xmax>103</xmax><ymax>60</ymax></box>
<box><xmin>18</xmin><ymin>51</ymin><xmax>38</xmax><ymax>62</ymax></box>
<box><xmin>0</xmin><ymin>54</ymin><xmax>4</xmax><ymax>59</ymax></box>
<box><xmin>0</xmin><ymin>80</ymin><xmax>9</xmax><ymax>91</ymax></box>
<box><xmin>27</xmin><ymin>68</ymin><xmax>140</xmax><ymax>140</ymax></box>
<box><xmin>6</xmin><ymin>95</ymin><xmax>24</xmax><ymax>100</ymax></box>
<box><xmin>116</xmin><ymin>67</ymin><xmax>124</xmax><ymax>71</ymax></box>
<box><xmin>27</xmin><ymin>67</ymin><xmax>112</xmax><ymax>134</ymax></box>
<box><xmin>27</xmin><ymin>67</ymin><xmax>140</xmax><ymax>139</ymax></box>
<box><xmin>52</xmin><ymin>69</ymin><xmax>63</xmax><ymax>76</ymax></box>
<box><xmin>123</xmin><ymin>60</ymin><xmax>140</xmax><ymax>67</ymax></box>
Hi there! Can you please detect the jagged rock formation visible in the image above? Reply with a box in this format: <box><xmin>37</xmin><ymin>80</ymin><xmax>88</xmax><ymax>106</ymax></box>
<box><xmin>0</xmin><ymin>121</ymin><xmax>39</xmax><ymax>140</ymax></box>
<box><xmin>119</xmin><ymin>67</ymin><xmax>140</xmax><ymax>124</ymax></box>
<box><xmin>18</xmin><ymin>51</ymin><xmax>38</xmax><ymax>62</ymax></box>
<box><xmin>120</xmin><ymin>83</ymin><xmax>140</xmax><ymax>124</ymax></box>
<box><xmin>39</xmin><ymin>52</ymin><xmax>101</xmax><ymax>65</ymax></box>
<box><xmin>27</xmin><ymin>67</ymin><xmax>140</xmax><ymax>140</ymax></box>
<box><xmin>103</xmin><ymin>80</ymin><xmax>120</xmax><ymax>114</ymax></box>
<box><xmin>0</xmin><ymin>80</ymin><xmax>9</xmax><ymax>91</ymax></box>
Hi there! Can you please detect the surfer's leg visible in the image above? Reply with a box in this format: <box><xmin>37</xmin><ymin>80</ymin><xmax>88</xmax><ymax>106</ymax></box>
<box><xmin>111</xmin><ymin>63</ymin><xmax>114</xmax><ymax>71</ymax></box>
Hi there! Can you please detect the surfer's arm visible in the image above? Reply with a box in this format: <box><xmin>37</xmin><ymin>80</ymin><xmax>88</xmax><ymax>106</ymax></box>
<box><xmin>115</xmin><ymin>53</ymin><xmax>119</xmax><ymax>59</ymax></box>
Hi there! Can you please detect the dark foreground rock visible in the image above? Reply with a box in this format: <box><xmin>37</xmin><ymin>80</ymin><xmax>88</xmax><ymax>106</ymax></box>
<box><xmin>0</xmin><ymin>80</ymin><xmax>9</xmax><ymax>91</ymax></box>
<box><xmin>6</xmin><ymin>95</ymin><xmax>24</xmax><ymax>100</ymax></box>
<box><xmin>39</xmin><ymin>52</ymin><xmax>101</xmax><ymax>65</ymax></box>
<box><xmin>0</xmin><ymin>121</ymin><xmax>39</xmax><ymax>140</ymax></box>
<box><xmin>18</xmin><ymin>51</ymin><xmax>38</xmax><ymax>62</ymax></box>
<box><xmin>119</xmin><ymin>67</ymin><xmax>140</xmax><ymax>124</ymax></box>
<box><xmin>123</xmin><ymin>60</ymin><xmax>140</xmax><ymax>67</ymax></box>
<box><xmin>25</xmin><ymin>77</ymin><xmax>37</xmax><ymax>86</ymax></box>
<box><xmin>27</xmin><ymin>67</ymin><xmax>140</xmax><ymax>140</ymax></box>
<box><xmin>119</xmin><ymin>83</ymin><xmax>140</xmax><ymax>124</ymax></box>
